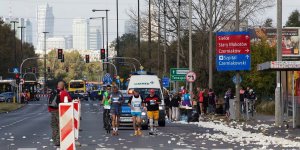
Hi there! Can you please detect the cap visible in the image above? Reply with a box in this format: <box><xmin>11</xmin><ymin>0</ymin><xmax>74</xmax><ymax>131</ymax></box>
<box><xmin>149</xmin><ymin>89</ymin><xmax>155</xmax><ymax>93</ymax></box>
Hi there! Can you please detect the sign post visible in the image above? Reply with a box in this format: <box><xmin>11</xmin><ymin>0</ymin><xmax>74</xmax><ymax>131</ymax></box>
<box><xmin>216</xmin><ymin>31</ymin><xmax>251</xmax><ymax>120</ymax></box>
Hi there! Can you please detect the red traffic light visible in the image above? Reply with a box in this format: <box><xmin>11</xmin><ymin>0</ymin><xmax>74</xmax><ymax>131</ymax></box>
<box><xmin>85</xmin><ymin>55</ymin><xmax>90</xmax><ymax>63</ymax></box>
<box><xmin>15</xmin><ymin>74</ymin><xmax>20</xmax><ymax>78</ymax></box>
<box><xmin>58</xmin><ymin>49</ymin><xmax>63</xmax><ymax>59</ymax></box>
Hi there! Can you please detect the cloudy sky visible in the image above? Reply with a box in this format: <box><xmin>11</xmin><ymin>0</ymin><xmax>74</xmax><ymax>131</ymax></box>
<box><xmin>0</xmin><ymin>0</ymin><xmax>299</xmax><ymax>48</ymax></box>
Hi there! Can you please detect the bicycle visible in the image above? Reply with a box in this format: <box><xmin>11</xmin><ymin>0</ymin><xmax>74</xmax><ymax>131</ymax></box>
<box><xmin>104</xmin><ymin>110</ymin><xmax>112</xmax><ymax>134</ymax></box>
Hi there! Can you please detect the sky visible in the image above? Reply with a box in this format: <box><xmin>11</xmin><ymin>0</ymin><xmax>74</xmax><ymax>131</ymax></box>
<box><xmin>0</xmin><ymin>0</ymin><xmax>299</xmax><ymax>48</ymax></box>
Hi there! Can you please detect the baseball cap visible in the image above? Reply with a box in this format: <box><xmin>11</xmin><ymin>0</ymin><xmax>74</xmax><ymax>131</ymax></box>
<box><xmin>149</xmin><ymin>89</ymin><xmax>155</xmax><ymax>93</ymax></box>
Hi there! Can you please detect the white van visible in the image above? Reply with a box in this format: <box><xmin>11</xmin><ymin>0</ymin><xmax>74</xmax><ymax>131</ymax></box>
<box><xmin>127</xmin><ymin>75</ymin><xmax>166</xmax><ymax>127</ymax></box>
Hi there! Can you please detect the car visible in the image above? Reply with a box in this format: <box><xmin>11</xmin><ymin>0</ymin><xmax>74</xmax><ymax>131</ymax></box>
<box><xmin>119</xmin><ymin>94</ymin><xmax>148</xmax><ymax>130</ymax></box>
<box><xmin>75</xmin><ymin>90</ymin><xmax>88</xmax><ymax>101</ymax></box>
<box><xmin>0</xmin><ymin>92</ymin><xmax>15</xmax><ymax>102</ymax></box>
<box><xmin>70</xmin><ymin>92</ymin><xmax>84</xmax><ymax>100</ymax></box>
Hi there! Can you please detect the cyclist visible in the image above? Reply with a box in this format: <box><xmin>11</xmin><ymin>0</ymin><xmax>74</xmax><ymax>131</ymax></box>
<box><xmin>102</xmin><ymin>85</ymin><xmax>111</xmax><ymax>129</ymax></box>
<box><xmin>109</xmin><ymin>86</ymin><xmax>124</xmax><ymax>135</ymax></box>
<box><xmin>143</xmin><ymin>89</ymin><xmax>161</xmax><ymax>135</ymax></box>
<box><xmin>128</xmin><ymin>90</ymin><xmax>143</xmax><ymax>136</ymax></box>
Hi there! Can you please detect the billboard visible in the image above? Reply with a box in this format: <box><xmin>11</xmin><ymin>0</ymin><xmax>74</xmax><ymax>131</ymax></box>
<box><xmin>250</xmin><ymin>27</ymin><xmax>300</xmax><ymax>57</ymax></box>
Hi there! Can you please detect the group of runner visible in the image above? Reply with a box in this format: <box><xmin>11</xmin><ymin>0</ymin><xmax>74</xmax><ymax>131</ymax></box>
<box><xmin>101</xmin><ymin>85</ymin><xmax>161</xmax><ymax>136</ymax></box>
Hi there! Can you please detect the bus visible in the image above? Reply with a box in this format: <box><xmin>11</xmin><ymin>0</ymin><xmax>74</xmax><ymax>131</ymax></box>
<box><xmin>68</xmin><ymin>80</ymin><xmax>86</xmax><ymax>93</ymax></box>
<box><xmin>22</xmin><ymin>80</ymin><xmax>41</xmax><ymax>101</ymax></box>
<box><xmin>0</xmin><ymin>80</ymin><xmax>15</xmax><ymax>93</ymax></box>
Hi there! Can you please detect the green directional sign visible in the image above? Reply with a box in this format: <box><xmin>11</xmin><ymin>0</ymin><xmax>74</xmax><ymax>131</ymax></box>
<box><xmin>170</xmin><ymin>68</ymin><xmax>189</xmax><ymax>81</ymax></box>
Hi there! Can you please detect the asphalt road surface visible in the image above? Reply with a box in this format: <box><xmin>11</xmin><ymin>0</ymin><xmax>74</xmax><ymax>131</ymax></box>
<box><xmin>0</xmin><ymin>99</ymin><xmax>298</xmax><ymax>150</ymax></box>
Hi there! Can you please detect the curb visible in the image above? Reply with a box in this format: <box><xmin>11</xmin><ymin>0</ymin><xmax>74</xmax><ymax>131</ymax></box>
<box><xmin>0</xmin><ymin>103</ymin><xmax>26</xmax><ymax>114</ymax></box>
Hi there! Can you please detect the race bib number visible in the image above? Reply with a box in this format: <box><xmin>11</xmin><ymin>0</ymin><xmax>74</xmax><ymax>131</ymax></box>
<box><xmin>112</xmin><ymin>97</ymin><xmax>119</xmax><ymax>102</ymax></box>
<box><xmin>104</xmin><ymin>105</ymin><xmax>111</xmax><ymax>109</ymax></box>
<box><xmin>150</xmin><ymin>100</ymin><xmax>156</xmax><ymax>105</ymax></box>
<box><xmin>133</xmin><ymin>103</ymin><xmax>141</xmax><ymax>107</ymax></box>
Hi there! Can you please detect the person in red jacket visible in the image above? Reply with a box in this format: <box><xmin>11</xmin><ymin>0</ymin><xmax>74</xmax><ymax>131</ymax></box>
<box><xmin>48</xmin><ymin>81</ymin><xmax>72</xmax><ymax>146</ymax></box>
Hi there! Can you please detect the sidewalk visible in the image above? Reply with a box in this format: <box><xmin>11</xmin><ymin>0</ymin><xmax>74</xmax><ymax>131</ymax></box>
<box><xmin>201</xmin><ymin>113</ymin><xmax>300</xmax><ymax>142</ymax></box>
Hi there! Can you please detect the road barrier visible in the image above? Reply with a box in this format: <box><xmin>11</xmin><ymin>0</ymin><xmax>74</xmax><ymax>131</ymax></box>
<box><xmin>59</xmin><ymin>103</ymin><xmax>75</xmax><ymax>150</ymax></box>
<box><xmin>36</xmin><ymin>94</ymin><xmax>50</xmax><ymax>98</ymax></box>
<box><xmin>73</xmin><ymin>100</ymin><xmax>80</xmax><ymax>140</ymax></box>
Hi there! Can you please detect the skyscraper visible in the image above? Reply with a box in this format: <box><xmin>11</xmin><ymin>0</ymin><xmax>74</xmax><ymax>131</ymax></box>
<box><xmin>3</xmin><ymin>17</ymin><xmax>32</xmax><ymax>44</ymax></box>
<box><xmin>37</xmin><ymin>3</ymin><xmax>54</xmax><ymax>52</ymax></box>
<box><xmin>72</xmin><ymin>18</ymin><xmax>89</xmax><ymax>50</ymax></box>
<box><xmin>25</xmin><ymin>19</ymin><xmax>32</xmax><ymax>44</ymax></box>
<box><xmin>89</xmin><ymin>26</ymin><xmax>101</xmax><ymax>50</ymax></box>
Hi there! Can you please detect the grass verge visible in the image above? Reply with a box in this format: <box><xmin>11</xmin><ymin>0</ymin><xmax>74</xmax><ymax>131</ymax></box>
<box><xmin>256</xmin><ymin>100</ymin><xmax>275</xmax><ymax>115</ymax></box>
<box><xmin>0</xmin><ymin>103</ymin><xmax>24</xmax><ymax>113</ymax></box>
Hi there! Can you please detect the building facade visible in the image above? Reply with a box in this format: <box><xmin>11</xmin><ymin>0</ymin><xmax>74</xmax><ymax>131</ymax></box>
<box><xmin>46</xmin><ymin>37</ymin><xmax>66</xmax><ymax>50</ymax></box>
<box><xmin>72</xmin><ymin>18</ymin><xmax>89</xmax><ymax>50</ymax></box>
<box><xmin>37</xmin><ymin>3</ymin><xmax>54</xmax><ymax>52</ymax></box>
<box><xmin>89</xmin><ymin>26</ymin><xmax>101</xmax><ymax>50</ymax></box>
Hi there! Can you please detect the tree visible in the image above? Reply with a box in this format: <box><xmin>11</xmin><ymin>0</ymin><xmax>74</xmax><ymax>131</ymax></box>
<box><xmin>0</xmin><ymin>18</ymin><xmax>37</xmax><ymax>79</ymax></box>
<box><xmin>263</xmin><ymin>18</ymin><xmax>273</xmax><ymax>27</ymax></box>
<box><xmin>285</xmin><ymin>10</ymin><xmax>300</xmax><ymax>27</ymax></box>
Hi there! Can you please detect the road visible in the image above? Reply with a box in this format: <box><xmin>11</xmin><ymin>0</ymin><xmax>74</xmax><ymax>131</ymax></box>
<box><xmin>0</xmin><ymin>99</ymin><xmax>299</xmax><ymax>150</ymax></box>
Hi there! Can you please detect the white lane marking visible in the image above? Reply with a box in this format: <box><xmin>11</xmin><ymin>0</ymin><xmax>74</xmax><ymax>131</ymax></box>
<box><xmin>17</xmin><ymin>148</ymin><xmax>37</xmax><ymax>150</ymax></box>
<box><xmin>1</xmin><ymin>113</ymin><xmax>43</xmax><ymax>128</ymax></box>
<box><xmin>129</xmin><ymin>149</ymin><xmax>154</xmax><ymax>150</ymax></box>
<box><xmin>96</xmin><ymin>148</ymin><xmax>115</xmax><ymax>150</ymax></box>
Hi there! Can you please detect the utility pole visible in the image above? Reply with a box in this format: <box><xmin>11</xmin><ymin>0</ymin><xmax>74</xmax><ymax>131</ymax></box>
<box><xmin>116</xmin><ymin>0</ymin><xmax>119</xmax><ymax>72</ymax></box>
<box><xmin>275</xmin><ymin>0</ymin><xmax>283</xmax><ymax>126</ymax></box>
<box><xmin>10</xmin><ymin>20</ymin><xmax>18</xmax><ymax>67</ymax></box>
<box><xmin>188</xmin><ymin>0</ymin><xmax>192</xmax><ymax>92</ymax></box>
<box><xmin>234</xmin><ymin>0</ymin><xmax>241</xmax><ymax>120</ymax></box>
<box><xmin>176</xmin><ymin>0</ymin><xmax>181</xmax><ymax>91</ymax></box>
<box><xmin>138</xmin><ymin>0</ymin><xmax>141</xmax><ymax>60</ymax></box>
<box><xmin>209</xmin><ymin>0</ymin><xmax>213</xmax><ymax>89</ymax></box>
<box><xmin>18</xmin><ymin>26</ymin><xmax>26</xmax><ymax>62</ymax></box>
<box><xmin>102</xmin><ymin>17</ymin><xmax>105</xmax><ymax>49</ymax></box>
<box><xmin>148</xmin><ymin>0</ymin><xmax>152</xmax><ymax>72</ymax></box>
<box><xmin>157</xmin><ymin>0</ymin><xmax>161</xmax><ymax>76</ymax></box>
<box><xmin>163</xmin><ymin>0</ymin><xmax>167</xmax><ymax>76</ymax></box>
<box><xmin>43</xmin><ymin>32</ymin><xmax>49</xmax><ymax>94</ymax></box>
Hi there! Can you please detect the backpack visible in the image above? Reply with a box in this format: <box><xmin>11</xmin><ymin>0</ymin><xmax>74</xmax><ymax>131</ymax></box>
<box><xmin>48</xmin><ymin>90</ymin><xmax>60</xmax><ymax>108</ymax></box>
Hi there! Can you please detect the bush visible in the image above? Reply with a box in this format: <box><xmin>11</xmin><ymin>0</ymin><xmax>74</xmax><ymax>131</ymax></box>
<box><xmin>255</xmin><ymin>100</ymin><xmax>275</xmax><ymax>115</ymax></box>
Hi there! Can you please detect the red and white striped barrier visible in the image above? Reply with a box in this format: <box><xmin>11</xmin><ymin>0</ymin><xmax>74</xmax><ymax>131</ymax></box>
<box><xmin>36</xmin><ymin>94</ymin><xmax>50</xmax><ymax>98</ymax></box>
<box><xmin>59</xmin><ymin>103</ymin><xmax>75</xmax><ymax>150</ymax></box>
<box><xmin>73</xmin><ymin>100</ymin><xmax>80</xmax><ymax>140</ymax></box>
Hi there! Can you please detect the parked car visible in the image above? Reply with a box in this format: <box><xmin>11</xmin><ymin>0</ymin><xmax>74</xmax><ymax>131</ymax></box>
<box><xmin>0</xmin><ymin>92</ymin><xmax>15</xmax><ymax>102</ymax></box>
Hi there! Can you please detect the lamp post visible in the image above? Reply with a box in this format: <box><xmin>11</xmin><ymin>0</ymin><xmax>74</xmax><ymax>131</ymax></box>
<box><xmin>92</xmin><ymin>9</ymin><xmax>110</xmax><ymax>72</ymax></box>
<box><xmin>10</xmin><ymin>20</ymin><xmax>19</xmax><ymax>67</ymax></box>
<box><xmin>42</xmin><ymin>31</ymin><xmax>49</xmax><ymax>94</ymax></box>
<box><xmin>138</xmin><ymin>0</ymin><xmax>141</xmax><ymax>59</ymax></box>
<box><xmin>18</xmin><ymin>26</ymin><xmax>26</xmax><ymax>62</ymax></box>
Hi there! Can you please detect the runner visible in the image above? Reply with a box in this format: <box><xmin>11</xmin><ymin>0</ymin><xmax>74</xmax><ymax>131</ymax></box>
<box><xmin>109</xmin><ymin>86</ymin><xmax>124</xmax><ymax>136</ymax></box>
<box><xmin>143</xmin><ymin>89</ymin><xmax>161</xmax><ymax>135</ymax></box>
<box><xmin>102</xmin><ymin>85</ymin><xmax>111</xmax><ymax>129</ymax></box>
<box><xmin>128</xmin><ymin>90</ymin><xmax>143</xmax><ymax>136</ymax></box>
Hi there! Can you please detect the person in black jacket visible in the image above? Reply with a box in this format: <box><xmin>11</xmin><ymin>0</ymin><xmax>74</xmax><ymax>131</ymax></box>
<box><xmin>170</xmin><ymin>92</ymin><xmax>181</xmax><ymax>121</ymax></box>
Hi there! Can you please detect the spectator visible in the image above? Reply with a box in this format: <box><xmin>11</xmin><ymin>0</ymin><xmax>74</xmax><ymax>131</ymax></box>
<box><xmin>48</xmin><ymin>81</ymin><xmax>72</xmax><ymax>147</ymax></box>
<box><xmin>170</xmin><ymin>92</ymin><xmax>181</xmax><ymax>121</ymax></box>
<box><xmin>208</xmin><ymin>89</ymin><xmax>216</xmax><ymax>114</ymax></box>
<box><xmin>240</xmin><ymin>87</ymin><xmax>245</xmax><ymax>113</ymax></box>
<box><xmin>182</xmin><ymin>90</ymin><xmax>192</xmax><ymax>107</ymax></box>
<box><xmin>203</xmin><ymin>89</ymin><xmax>209</xmax><ymax>114</ymax></box>
<box><xmin>163</xmin><ymin>90</ymin><xmax>172</xmax><ymax>121</ymax></box>
<box><xmin>197</xmin><ymin>87</ymin><xmax>204</xmax><ymax>115</ymax></box>
<box><xmin>224</xmin><ymin>88</ymin><xmax>233</xmax><ymax>113</ymax></box>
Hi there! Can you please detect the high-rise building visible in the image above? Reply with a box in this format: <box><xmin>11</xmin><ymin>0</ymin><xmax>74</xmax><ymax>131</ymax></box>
<box><xmin>46</xmin><ymin>37</ymin><xmax>66</xmax><ymax>50</ymax></box>
<box><xmin>3</xmin><ymin>17</ymin><xmax>33</xmax><ymax>44</ymax></box>
<box><xmin>124</xmin><ymin>20</ymin><xmax>137</xmax><ymax>35</ymax></box>
<box><xmin>89</xmin><ymin>26</ymin><xmax>101</xmax><ymax>50</ymax></box>
<box><xmin>37</xmin><ymin>3</ymin><xmax>54</xmax><ymax>52</ymax></box>
<box><xmin>65</xmin><ymin>35</ymin><xmax>73</xmax><ymax>49</ymax></box>
<box><xmin>25</xmin><ymin>19</ymin><xmax>32</xmax><ymax>44</ymax></box>
<box><xmin>72</xmin><ymin>18</ymin><xmax>89</xmax><ymax>50</ymax></box>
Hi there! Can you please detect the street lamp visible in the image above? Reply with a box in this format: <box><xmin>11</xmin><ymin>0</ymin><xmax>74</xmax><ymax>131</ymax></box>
<box><xmin>92</xmin><ymin>9</ymin><xmax>110</xmax><ymax>72</ymax></box>
<box><xmin>119</xmin><ymin>62</ymin><xmax>137</xmax><ymax>72</ymax></box>
<box><xmin>42</xmin><ymin>31</ymin><xmax>49</xmax><ymax>94</ymax></box>
<box><xmin>10</xmin><ymin>20</ymin><xmax>19</xmax><ymax>67</ymax></box>
<box><xmin>18</xmin><ymin>26</ymin><xmax>26</xmax><ymax>62</ymax></box>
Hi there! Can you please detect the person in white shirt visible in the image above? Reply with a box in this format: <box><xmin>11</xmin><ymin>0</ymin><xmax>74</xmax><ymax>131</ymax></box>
<box><xmin>128</xmin><ymin>90</ymin><xmax>143</xmax><ymax>136</ymax></box>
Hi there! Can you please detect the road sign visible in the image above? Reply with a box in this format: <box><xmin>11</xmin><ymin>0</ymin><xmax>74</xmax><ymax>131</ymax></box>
<box><xmin>232</xmin><ymin>75</ymin><xmax>242</xmax><ymax>84</ymax></box>
<box><xmin>170</xmin><ymin>68</ymin><xmax>189</xmax><ymax>81</ymax></box>
<box><xmin>216</xmin><ymin>31</ymin><xmax>251</xmax><ymax>71</ymax></box>
<box><xmin>162</xmin><ymin>77</ymin><xmax>170</xmax><ymax>88</ymax></box>
<box><xmin>103</xmin><ymin>73</ymin><xmax>113</xmax><ymax>84</ymax></box>
<box><xmin>20</xmin><ymin>79</ymin><xmax>25</xmax><ymax>85</ymax></box>
<box><xmin>12</xmin><ymin>68</ymin><xmax>19</xmax><ymax>74</ymax></box>
<box><xmin>186</xmin><ymin>71</ymin><xmax>196</xmax><ymax>83</ymax></box>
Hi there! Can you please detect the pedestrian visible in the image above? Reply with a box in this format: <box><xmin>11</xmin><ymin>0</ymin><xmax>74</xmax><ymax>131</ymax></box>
<box><xmin>224</xmin><ymin>88</ymin><xmax>233</xmax><ymax>114</ymax></box>
<box><xmin>128</xmin><ymin>90</ymin><xmax>143</xmax><ymax>136</ymax></box>
<box><xmin>48</xmin><ymin>81</ymin><xmax>72</xmax><ymax>147</ymax></box>
<box><xmin>163</xmin><ymin>90</ymin><xmax>171</xmax><ymax>121</ymax></box>
<box><xmin>240</xmin><ymin>87</ymin><xmax>245</xmax><ymax>113</ymax></box>
<box><xmin>170</xmin><ymin>92</ymin><xmax>181</xmax><ymax>121</ymax></box>
<box><xmin>203</xmin><ymin>89</ymin><xmax>209</xmax><ymax>114</ymax></box>
<box><xmin>102</xmin><ymin>85</ymin><xmax>111</xmax><ymax>129</ymax></box>
<box><xmin>197</xmin><ymin>87</ymin><xmax>204</xmax><ymax>115</ymax></box>
<box><xmin>182</xmin><ymin>90</ymin><xmax>192</xmax><ymax>107</ymax></box>
<box><xmin>109</xmin><ymin>86</ymin><xmax>124</xmax><ymax>136</ymax></box>
<box><xmin>208</xmin><ymin>89</ymin><xmax>216</xmax><ymax>114</ymax></box>
<box><xmin>143</xmin><ymin>89</ymin><xmax>161</xmax><ymax>135</ymax></box>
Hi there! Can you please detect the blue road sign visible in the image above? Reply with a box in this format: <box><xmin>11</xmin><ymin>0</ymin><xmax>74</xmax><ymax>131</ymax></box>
<box><xmin>162</xmin><ymin>77</ymin><xmax>170</xmax><ymax>88</ymax></box>
<box><xmin>232</xmin><ymin>75</ymin><xmax>242</xmax><ymax>84</ymax></box>
<box><xmin>103</xmin><ymin>73</ymin><xmax>113</xmax><ymax>84</ymax></box>
<box><xmin>216</xmin><ymin>54</ymin><xmax>251</xmax><ymax>71</ymax></box>
<box><xmin>12</xmin><ymin>68</ymin><xmax>19</xmax><ymax>74</ymax></box>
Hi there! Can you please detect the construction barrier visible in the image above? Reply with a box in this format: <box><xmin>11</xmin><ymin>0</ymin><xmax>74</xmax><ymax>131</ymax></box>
<box><xmin>73</xmin><ymin>100</ymin><xmax>80</xmax><ymax>140</ymax></box>
<box><xmin>59</xmin><ymin>103</ymin><xmax>75</xmax><ymax>150</ymax></box>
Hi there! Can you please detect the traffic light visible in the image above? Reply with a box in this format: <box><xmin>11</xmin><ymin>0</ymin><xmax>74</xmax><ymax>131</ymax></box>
<box><xmin>15</xmin><ymin>74</ymin><xmax>20</xmax><ymax>84</ymax></box>
<box><xmin>101</xmin><ymin>49</ymin><xmax>105</xmax><ymax>60</ymax></box>
<box><xmin>85</xmin><ymin>55</ymin><xmax>90</xmax><ymax>63</ymax></box>
<box><xmin>32</xmin><ymin>67</ymin><xmax>36</xmax><ymax>73</ymax></box>
<box><xmin>47</xmin><ymin>67</ymin><xmax>50</xmax><ymax>73</ymax></box>
<box><xmin>66</xmin><ymin>67</ymin><xmax>69</xmax><ymax>72</ymax></box>
<box><xmin>58</xmin><ymin>49</ymin><xmax>63</xmax><ymax>59</ymax></box>
<box><xmin>61</xmin><ymin>54</ymin><xmax>64</xmax><ymax>62</ymax></box>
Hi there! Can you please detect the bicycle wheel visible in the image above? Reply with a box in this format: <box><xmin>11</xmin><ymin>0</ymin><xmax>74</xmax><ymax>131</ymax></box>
<box><xmin>105</xmin><ymin>114</ymin><xmax>112</xmax><ymax>134</ymax></box>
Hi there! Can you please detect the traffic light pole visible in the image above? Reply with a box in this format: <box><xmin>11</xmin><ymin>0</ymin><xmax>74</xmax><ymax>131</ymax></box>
<box><xmin>43</xmin><ymin>32</ymin><xmax>49</xmax><ymax>95</ymax></box>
